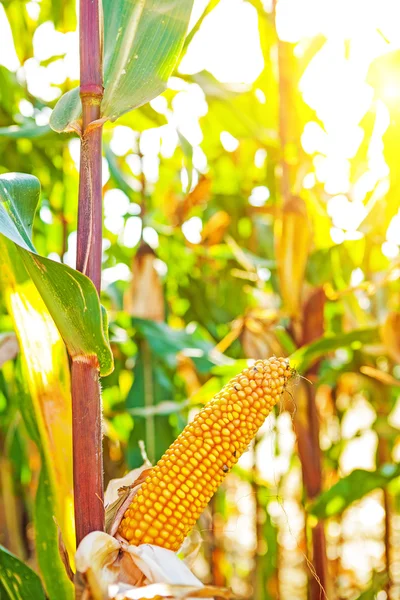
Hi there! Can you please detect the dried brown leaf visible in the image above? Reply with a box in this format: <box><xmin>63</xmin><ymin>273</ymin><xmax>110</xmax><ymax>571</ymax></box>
<box><xmin>301</xmin><ymin>287</ymin><xmax>326</xmax><ymax>347</ymax></box>
<box><xmin>105</xmin><ymin>466</ymin><xmax>153</xmax><ymax>536</ymax></box>
<box><xmin>381</xmin><ymin>312</ymin><xmax>400</xmax><ymax>364</ymax></box>
<box><xmin>0</xmin><ymin>333</ymin><xmax>19</xmax><ymax>367</ymax></box>
<box><xmin>54</xmin><ymin>517</ymin><xmax>74</xmax><ymax>582</ymax></box>
<box><xmin>201</xmin><ymin>211</ymin><xmax>230</xmax><ymax>246</ymax></box>
<box><xmin>124</xmin><ymin>243</ymin><xmax>164</xmax><ymax>322</ymax></box>
<box><xmin>177</xmin><ymin>355</ymin><xmax>201</xmax><ymax>396</ymax></box>
<box><xmin>360</xmin><ymin>365</ymin><xmax>400</xmax><ymax>387</ymax></box>
<box><xmin>176</xmin><ymin>176</ymin><xmax>211</xmax><ymax>224</ymax></box>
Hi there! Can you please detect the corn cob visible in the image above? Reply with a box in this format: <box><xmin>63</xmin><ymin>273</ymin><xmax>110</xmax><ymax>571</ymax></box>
<box><xmin>118</xmin><ymin>357</ymin><xmax>293</xmax><ymax>551</ymax></box>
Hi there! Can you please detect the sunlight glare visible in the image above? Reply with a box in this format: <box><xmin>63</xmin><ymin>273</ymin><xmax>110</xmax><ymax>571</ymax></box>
<box><xmin>182</xmin><ymin>216</ymin><xmax>203</xmax><ymax>244</ymax></box>
<box><xmin>0</xmin><ymin>5</ymin><xmax>19</xmax><ymax>71</ymax></box>
<box><xmin>180</xmin><ymin>0</ymin><xmax>263</xmax><ymax>84</ymax></box>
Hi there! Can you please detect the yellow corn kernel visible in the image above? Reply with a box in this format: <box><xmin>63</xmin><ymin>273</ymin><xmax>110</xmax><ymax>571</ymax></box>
<box><xmin>118</xmin><ymin>357</ymin><xmax>293</xmax><ymax>550</ymax></box>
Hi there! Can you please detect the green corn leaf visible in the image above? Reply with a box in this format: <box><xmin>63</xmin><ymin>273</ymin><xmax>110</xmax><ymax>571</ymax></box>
<box><xmin>50</xmin><ymin>0</ymin><xmax>194</xmax><ymax>132</ymax></box>
<box><xmin>309</xmin><ymin>463</ymin><xmax>400</xmax><ymax>519</ymax></box>
<box><xmin>0</xmin><ymin>123</ymin><xmax>52</xmax><ymax>139</ymax></box>
<box><xmin>0</xmin><ymin>545</ymin><xmax>46</xmax><ymax>600</ymax></box>
<box><xmin>132</xmin><ymin>317</ymin><xmax>221</xmax><ymax>373</ymax></box>
<box><xmin>0</xmin><ymin>173</ymin><xmax>113</xmax><ymax>375</ymax></box>
<box><xmin>290</xmin><ymin>327</ymin><xmax>380</xmax><ymax>373</ymax></box>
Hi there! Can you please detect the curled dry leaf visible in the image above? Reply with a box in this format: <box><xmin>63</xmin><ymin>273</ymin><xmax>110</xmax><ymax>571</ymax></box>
<box><xmin>174</xmin><ymin>176</ymin><xmax>212</xmax><ymax>225</ymax></box>
<box><xmin>241</xmin><ymin>312</ymin><xmax>283</xmax><ymax>359</ymax></box>
<box><xmin>381</xmin><ymin>312</ymin><xmax>400</xmax><ymax>364</ymax></box>
<box><xmin>301</xmin><ymin>287</ymin><xmax>326</xmax><ymax>347</ymax></box>
<box><xmin>201</xmin><ymin>211</ymin><xmax>230</xmax><ymax>246</ymax></box>
<box><xmin>54</xmin><ymin>517</ymin><xmax>74</xmax><ymax>582</ymax></box>
<box><xmin>75</xmin><ymin>533</ymin><xmax>216</xmax><ymax>600</ymax></box>
<box><xmin>0</xmin><ymin>332</ymin><xmax>19</xmax><ymax>367</ymax></box>
<box><xmin>360</xmin><ymin>365</ymin><xmax>400</xmax><ymax>387</ymax></box>
<box><xmin>105</xmin><ymin>466</ymin><xmax>153</xmax><ymax>536</ymax></box>
<box><xmin>179</xmin><ymin>530</ymin><xmax>203</xmax><ymax>570</ymax></box>
<box><xmin>124</xmin><ymin>243</ymin><xmax>165</xmax><ymax>322</ymax></box>
<box><xmin>177</xmin><ymin>355</ymin><xmax>201</xmax><ymax>397</ymax></box>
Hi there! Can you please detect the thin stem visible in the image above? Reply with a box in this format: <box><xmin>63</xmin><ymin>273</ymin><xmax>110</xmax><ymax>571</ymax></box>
<box><xmin>377</xmin><ymin>404</ymin><xmax>392</xmax><ymax>597</ymax></box>
<box><xmin>77</xmin><ymin>0</ymin><xmax>103</xmax><ymax>292</ymax></box>
<box><xmin>292</xmin><ymin>290</ymin><xmax>329</xmax><ymax>598</ymax></box>
<box><xmin>142</xmin><ymin>339</ymin><xmax>156</xmax><ymax>465</ymax></box>
<box><xmin>72</xmin><ymin>0</ymin><xmax>104</xmax><ymax>545</ymax></box>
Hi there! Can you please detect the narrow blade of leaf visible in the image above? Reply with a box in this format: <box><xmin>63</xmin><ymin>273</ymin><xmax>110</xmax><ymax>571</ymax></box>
<box><xmin>50</xmin><ymin>0</ymin><xmax>194</xmax><ymax>131</ymax></box>
<box><xmin>309</xmin><ymin>463</ymin><xmax>400</xmax><ymax>519</ymax></box>
<box><xmin>0</xmin><ymin>239</ymin><xmax>74</xmax><ymax>599</ymax></box>
<box><xmin>290</xmin><ymin>327</ymin><xmax>380</xmax><ymax>373</ymax></box>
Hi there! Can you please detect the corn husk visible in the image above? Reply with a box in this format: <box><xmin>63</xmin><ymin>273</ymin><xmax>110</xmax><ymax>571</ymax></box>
<box><xmin>124</xmin><ymin>243</ymin><xmax>164</xmax><ymax>322</ymax></box>
<box><xmin>74</xmin><ymin>533</ymin><xmax>224</xmax><ymax>600</ymax></box>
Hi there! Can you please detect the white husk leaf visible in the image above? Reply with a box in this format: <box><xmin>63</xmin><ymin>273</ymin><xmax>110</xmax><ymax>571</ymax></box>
<box><xmin>105</xmin><ymin>465</ymin><xmax>152</xmax><ymax>536</ymax></box>
<box><xmin>75</xmin><ymin>534</ymin><xmax>214</xmax><ymax>600</ymax></box>
<box><xmin>74</xmin><ymin>468</ymin><xmax>218</xmax><ymax>599</ymax></box>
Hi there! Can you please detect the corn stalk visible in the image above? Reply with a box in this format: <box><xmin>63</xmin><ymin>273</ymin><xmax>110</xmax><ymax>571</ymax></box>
<box><xmin>72</xmin><ymin>0</ymin><xmax>104</xmax><ymax>545</ymax></box>
<box><xmin>272</xmin><ymin>0</ymin><xmax>329</xmax><ymax>594</ymax></box>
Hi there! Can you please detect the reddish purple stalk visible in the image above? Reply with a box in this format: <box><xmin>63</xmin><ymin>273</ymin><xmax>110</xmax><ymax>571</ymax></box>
<box><xmin>72</xmin><ymin>0</ymin><xmax>105</xmax><ymax>546</ymax></box>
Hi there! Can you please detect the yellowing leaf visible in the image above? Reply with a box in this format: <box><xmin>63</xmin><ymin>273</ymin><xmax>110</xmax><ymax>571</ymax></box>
<box><xmin>0</xmin><ymin>238</ymin><xmax>74</xmax><ymax>599</ymax></box>
<box><xmin>381</xmin><ymin>312</ymin><xmax>400</xmax><ymax>364</ymax></box>
<box><xmin>201</xmin><ymin>211</ymin><xmax>231</xmax><ymax>246</ymax></box>
<box><xmin>275</xmin><ymin>197</ymin><xmax>312</xmax><ymax>318</ymax></box>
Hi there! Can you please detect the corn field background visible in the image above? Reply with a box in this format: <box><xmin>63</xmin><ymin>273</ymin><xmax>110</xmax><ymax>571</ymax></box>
<box><xmin>1</xmin><ymin>0</ymin><xmax>400</xmax><ymax>599</ymax></box>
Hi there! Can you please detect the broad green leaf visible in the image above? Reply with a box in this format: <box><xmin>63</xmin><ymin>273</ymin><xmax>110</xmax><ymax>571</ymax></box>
<box><xmin>46</xmin><ymin>88</ymin><xmax>82</xmax><ymax>135</ymax></box>
<box><xmin>0</xmin><ymin>124</ymin><xmax>52</xmax><ymax>139</ymax></box>
<box><xmin>0</xmin><ymin>239</ymin><xmax>74</xmax><ymax>599</ymax></box>
<box><xmin>290</xmin><ymin>327</ymin><xmax>380</xmax><ymax>373</ymax></box>
<box><xmin>132</xmin><ymin>317</ymin><xmax>220</xmax><ymax>373</ymax></box>
<box><xmin>0</xmin><ymin>173</ymin><xmax>113</xmax><ymax>376</ymax></box>
<box><xmin>50</xmin><ymin>0</ymin><xmax>194</xmax><ymax>132</ymax></box>
<box><xmin>102</xmin><ymin>0</ymin><xmax>194</xmax><ymax>120</ymax></box>
<box><xmin>0</xmin><ymin>545</ymin><xmax>46</xmax><ymax>600</ymax></box>
<box><xmin>211</xmin><ymin>360</ymin><xmax>250</xmax><ymax>379</ymax></box>
<box><xmin>354</xmin><ymin>571</ymin><xmax>389</xmax><ymax>600</ymax></box>
<box><xmin>273</xmin><ymin>326</ymin><xmax>296</xmax><ymax>355</ymax></box>
<box><xmin>309</xmin><ymin>463</ymin><xmax>400</xmax><ymax>519</ymax></box>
